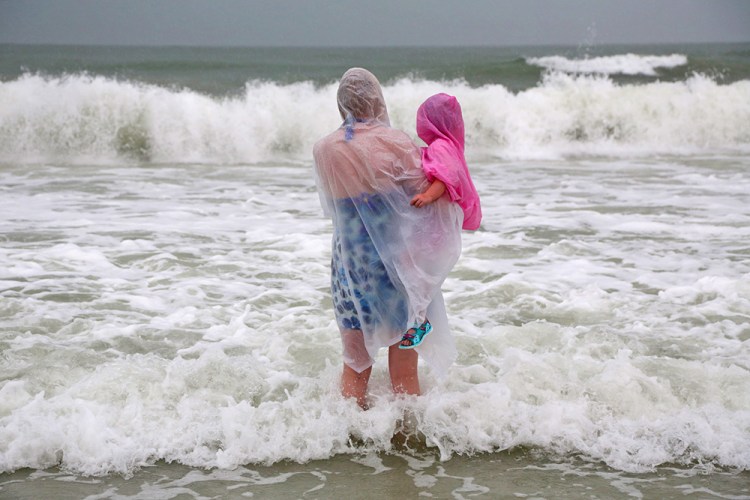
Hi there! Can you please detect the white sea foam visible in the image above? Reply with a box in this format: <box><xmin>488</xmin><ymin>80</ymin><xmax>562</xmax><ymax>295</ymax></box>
<box><xmin>1</xmin><ymin>71</ymin><xmax>749</xmax><ymax>164</ymax></box>
<box><xmin>527</xmin><ymin>53</ymin><xmax>688</xmax><ymax>76</ymax></box>
<box><xmin>1</xmin><ymin>152</ymin><xmax>749</xmax><ymax>476</ymax></box>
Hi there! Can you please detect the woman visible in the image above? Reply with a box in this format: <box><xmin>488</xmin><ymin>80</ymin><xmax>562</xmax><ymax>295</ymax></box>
<box><xmin>313</xmin><ymin>68</ymin><xmax>462</xmax><ymax>408</ymax></box>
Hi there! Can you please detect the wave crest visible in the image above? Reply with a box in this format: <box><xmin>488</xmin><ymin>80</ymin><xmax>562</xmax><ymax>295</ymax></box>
<box><xmin>526</xmin><ymin>53</ymin><xmax>688</xmax><ymax>76</ymax></box>
<box><xmin>1</xmin><ymin>71</ymin><xmax>749</xmax><ymax>164</ymax></box>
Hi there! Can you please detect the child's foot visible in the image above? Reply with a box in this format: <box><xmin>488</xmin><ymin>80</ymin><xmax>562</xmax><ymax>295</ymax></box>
<box><xmin>398</xmin><ymin>319</ymin><xmax>432</xmax><ymax>349</ymax></box>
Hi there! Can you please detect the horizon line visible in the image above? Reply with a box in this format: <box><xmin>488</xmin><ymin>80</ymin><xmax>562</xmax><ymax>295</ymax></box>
<box><xmin>2</xmin><ymin>40</ymin><xmax>750</xmax><ymax>50</ymax></box>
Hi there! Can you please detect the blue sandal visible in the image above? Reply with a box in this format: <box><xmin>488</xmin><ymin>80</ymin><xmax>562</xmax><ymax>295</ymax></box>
<box><xmin>398</xmin><ymin>319</ymin><xmax>432</xmax><ymax>349</ymax></box>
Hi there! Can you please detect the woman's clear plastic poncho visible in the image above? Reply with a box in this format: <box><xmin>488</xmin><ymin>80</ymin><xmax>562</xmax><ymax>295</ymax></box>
<box><xmin>313</xmin><ymin>68</ymin><xmax>462</xmax><ymax>376</ymax></box>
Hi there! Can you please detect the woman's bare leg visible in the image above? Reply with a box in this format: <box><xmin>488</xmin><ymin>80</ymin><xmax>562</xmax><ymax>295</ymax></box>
<box><xmin>342</xmin><ymin>363</ymin><xmax>372</xmax><ymax>409</ymax></box>
<box><xmin>340</xmin><ymin>331</ymin><xmax>419</xmax><ymax>407</ymax></box>
<box><xmin>340</xmin><ymin>328</ymin><xmax>372</xmax><ymax>409</ymax></box>
<box><xmin>388</xmin><ymin>344</ymin><xmax>420</xmax><ymax>395</ymax></box>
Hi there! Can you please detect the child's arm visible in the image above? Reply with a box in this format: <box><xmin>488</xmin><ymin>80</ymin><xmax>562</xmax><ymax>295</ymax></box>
<box><xmin>410</xmin><ymin>179</ymin><xmax>446</xmax><ymax>208</ymax></box>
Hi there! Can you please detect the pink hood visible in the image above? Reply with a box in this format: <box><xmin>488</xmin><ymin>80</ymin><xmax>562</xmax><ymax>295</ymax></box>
<box><xmin>417</xmin><ymin>93</ymin><xmax>482</xmax><ymax>230</ymax></box>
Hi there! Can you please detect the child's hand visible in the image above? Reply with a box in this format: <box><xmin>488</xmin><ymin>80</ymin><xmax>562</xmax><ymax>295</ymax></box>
<box><xmin>412</xmin><ymin>180</ymin><xmax>446</xmax><ymax>208</ymax></box>
<box><xmin>410</xmin><ymin>193</ymin><xmax>433</xmax><ymax>208</ymax></box>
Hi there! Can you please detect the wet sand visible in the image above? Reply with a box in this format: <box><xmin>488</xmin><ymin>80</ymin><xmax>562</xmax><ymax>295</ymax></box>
<box><xmin>2</xmin><ymin>448</ymin><xmax>749</xmax><ymax>499</ymax></box>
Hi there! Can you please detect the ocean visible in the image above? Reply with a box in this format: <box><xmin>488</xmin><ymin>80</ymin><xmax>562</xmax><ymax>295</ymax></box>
<box><xmin>1</xmin><ymin>43</ymin><xmax>749</xmax><ymax>499</ymax></box>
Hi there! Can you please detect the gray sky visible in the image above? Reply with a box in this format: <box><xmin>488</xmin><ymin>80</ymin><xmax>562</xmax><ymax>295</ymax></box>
<box><xmin>1</xmin><ymin>0</ymin><xmax>749</xmax><ymax>47</ymax></box>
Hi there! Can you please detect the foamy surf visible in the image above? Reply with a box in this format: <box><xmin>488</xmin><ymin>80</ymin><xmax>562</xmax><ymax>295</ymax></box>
<box><xmin>1</xmin><ymin>44</ymin><xmax>750</xmax><ymax>494</ymax></box>
<box><xmin>1</xmin><ymin>154</ymin><xmax>749</xmax><ymax>477</ymax></box>
<box><xmin>526</xmin><ymin>53</ymin><xmax>688</xmax><ymax>75</ymax></box>
<box><xmin>1</xmin><ymin>71</ymin><xmax>749</xmax><ymax>164</ymax></box>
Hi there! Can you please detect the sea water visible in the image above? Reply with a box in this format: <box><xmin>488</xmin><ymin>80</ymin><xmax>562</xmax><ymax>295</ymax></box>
<box><xmin>1</xmin><ymin>44</ymin><xmax>749</xmax><ymax>498</ymax></box>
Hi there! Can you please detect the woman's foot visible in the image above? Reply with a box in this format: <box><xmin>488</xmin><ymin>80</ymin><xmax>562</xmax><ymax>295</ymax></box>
<box><xmin>342</xmin><ymin>363</ymin><xmax>372</xmax><ymax>410</ymax></box>
<box><xmin>398</xmin><ymin>319</ymin><xmax>432</xmax><ymax>349</ymax></box>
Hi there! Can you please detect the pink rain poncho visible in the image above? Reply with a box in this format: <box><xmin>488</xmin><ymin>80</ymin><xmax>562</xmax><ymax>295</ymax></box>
<box><xmin>417</xmin><ymin>93</ymin><xmax>482</xmax><ymax>230</ymax></box>
<box><xmin>313</xmin><ymin>69</ymin><xmax>462</xmax><ymax>376</ymax></box>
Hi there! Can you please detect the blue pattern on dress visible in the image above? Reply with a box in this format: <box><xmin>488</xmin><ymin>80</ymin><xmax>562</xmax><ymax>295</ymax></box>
<box><xmin>330</xmin><ymin>193</ymin><xmax>407</xmax><ymax>332</ymax></box>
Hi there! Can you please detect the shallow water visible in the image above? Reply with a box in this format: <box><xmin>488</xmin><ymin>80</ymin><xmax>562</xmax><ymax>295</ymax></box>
<box><xmin>2</xmin><ymin>155</ymin><xmax>749</xmax><ymax>489</ymax></box>
<box><xmin>2</xmin><ymin>40</ymin><xmax>750</xmax><ymax>498</ymax></box>
<box><xmin>2</xmin><ymin>451</ymin><xmax>749</xmax><ymax>499</ymax></box>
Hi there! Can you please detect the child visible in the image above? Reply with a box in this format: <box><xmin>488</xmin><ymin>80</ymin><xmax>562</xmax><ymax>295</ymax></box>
<box><xmin>399</xmin><ymin>93</ymin><xmax>482</xmax><ymax>350</ymax></box>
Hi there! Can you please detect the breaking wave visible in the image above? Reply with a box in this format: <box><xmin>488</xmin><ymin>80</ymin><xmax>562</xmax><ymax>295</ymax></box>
<box><xmin>526</xmin><ymin>53</ymin><xmax>688</xmax><ymax>76</ymax></box>
<box><xmin>1</xmin><ymin>70</ymin><xmax>749</xmax><ymax>164</ymax></box>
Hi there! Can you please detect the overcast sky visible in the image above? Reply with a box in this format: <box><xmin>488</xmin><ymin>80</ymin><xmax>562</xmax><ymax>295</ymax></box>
<box><xmin>1</xmin><ymin>0</ymin><xmax>749</xmax><ymax>47</ymax></box>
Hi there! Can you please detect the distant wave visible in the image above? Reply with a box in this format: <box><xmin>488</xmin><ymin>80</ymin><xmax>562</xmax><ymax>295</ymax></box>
<box><xmin>526</xmin><ymin>53</ymin><xmax>688</xmax><ymax>76</ymax></box>
<box><xmin>1</xmin><ymin>71</ymin><xmax>749</xmax><ymax>165</ymax></box>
